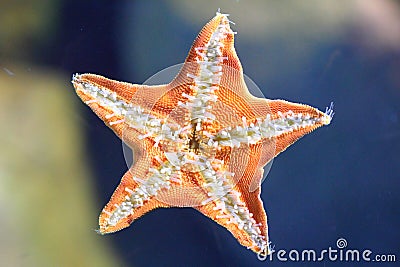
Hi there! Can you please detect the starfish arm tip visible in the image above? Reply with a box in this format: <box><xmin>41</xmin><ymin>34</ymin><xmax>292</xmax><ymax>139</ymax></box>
<box><xmin>71</xmin><ymin>73</ymin><xmax>81</xmax><ymax>83</ymax></box>
<box><xmin>322</xmin><ymin>101</ymin><xmax>335</xmax><ymax>125</ymax></box>
<box><xmin>94</xmin><ymin>228</ymin><xmax>105</xmax><ymax>235</ymax></box>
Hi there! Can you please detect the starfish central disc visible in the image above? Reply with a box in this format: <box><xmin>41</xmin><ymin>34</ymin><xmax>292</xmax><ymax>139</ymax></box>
<box><xmin>122</xmin><ymin>61</ymin><xmax>274</xmax><ymax>208</ymax></box>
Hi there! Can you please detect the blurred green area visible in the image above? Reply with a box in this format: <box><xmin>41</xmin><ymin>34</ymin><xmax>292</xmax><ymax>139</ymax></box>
<box><xmin>0</xmin><ymin>0</ymin><xmax>60</xmax><ymax>62</ymax></box>
<box><xmin>0</xmin><ymin>1</ymin><xmax>120</xmax><ymax>266</ymax></box>
<box><xmin>0</xmin><ymin>68</ymin><xmax>121</xmax><ymax>266</ymax></box>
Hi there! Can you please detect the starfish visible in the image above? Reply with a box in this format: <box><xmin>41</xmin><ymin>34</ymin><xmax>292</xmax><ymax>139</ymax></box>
<box><xmin>72</xmin><ymin>12</ymin><xmax>333</xmax><ymax>257</ymax></box>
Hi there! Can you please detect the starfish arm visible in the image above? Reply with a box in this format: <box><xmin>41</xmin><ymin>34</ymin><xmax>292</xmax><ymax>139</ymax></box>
<box><xmin>183</xmin><ymin>144</ymin><xmax>271</xmax><ymax>255</ymax></box>
<box><xmin>214</xmin><ymin>99</ymin><xmax>333</xmax><ymax>157</ymax></box>
<box><xmin>266</xmin><ymin>99</ymin><xmax>333</xmax><ymax>156</ymax></box>
<box><xmin>171</xmin><ymin>11</ymin><xmax>244</xmax><ymax>91</ymax></box>
<box><xmin>195</xmin><ymin>183</ymin><xmax>270</xmax><ymax>256</ymax></box>
<box><xmin>227</xmin><ymin>144</ymin><xmax>271</xmax><ymax>256</ymax></box>
<box><xmin>72</xmin><ymin>73</ymin><xmax>141</xmax><ymax>138</ymax></box>
<box><xmin>72</xmin><ymin>73</ymin><xmax>186</xmax><ymax>144</ymax></box>
<box><xmin>97</xmin><ymin>149</ymin><xmax>178</xmax><ymax>234</ymax></box>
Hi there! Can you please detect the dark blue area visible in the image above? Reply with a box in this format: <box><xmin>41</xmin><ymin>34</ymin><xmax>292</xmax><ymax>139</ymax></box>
<box><xmin>44</xmin><ymin>1</ymin><xmax>400</xmax><ymax>266</ymax></box>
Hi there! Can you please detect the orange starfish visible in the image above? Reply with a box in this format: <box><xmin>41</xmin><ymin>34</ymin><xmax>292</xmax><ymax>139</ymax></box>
<box><xmin>72</xmin><ymin>12</ymin><xmax>333</xmax><ymax>257</ymax></box>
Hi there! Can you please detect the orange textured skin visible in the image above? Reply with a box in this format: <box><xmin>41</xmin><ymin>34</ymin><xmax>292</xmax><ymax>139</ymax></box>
<box><xmin>72</xmin><ymin>13</ymin><xmax>331</xmax><ymax>256</ymax></box>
